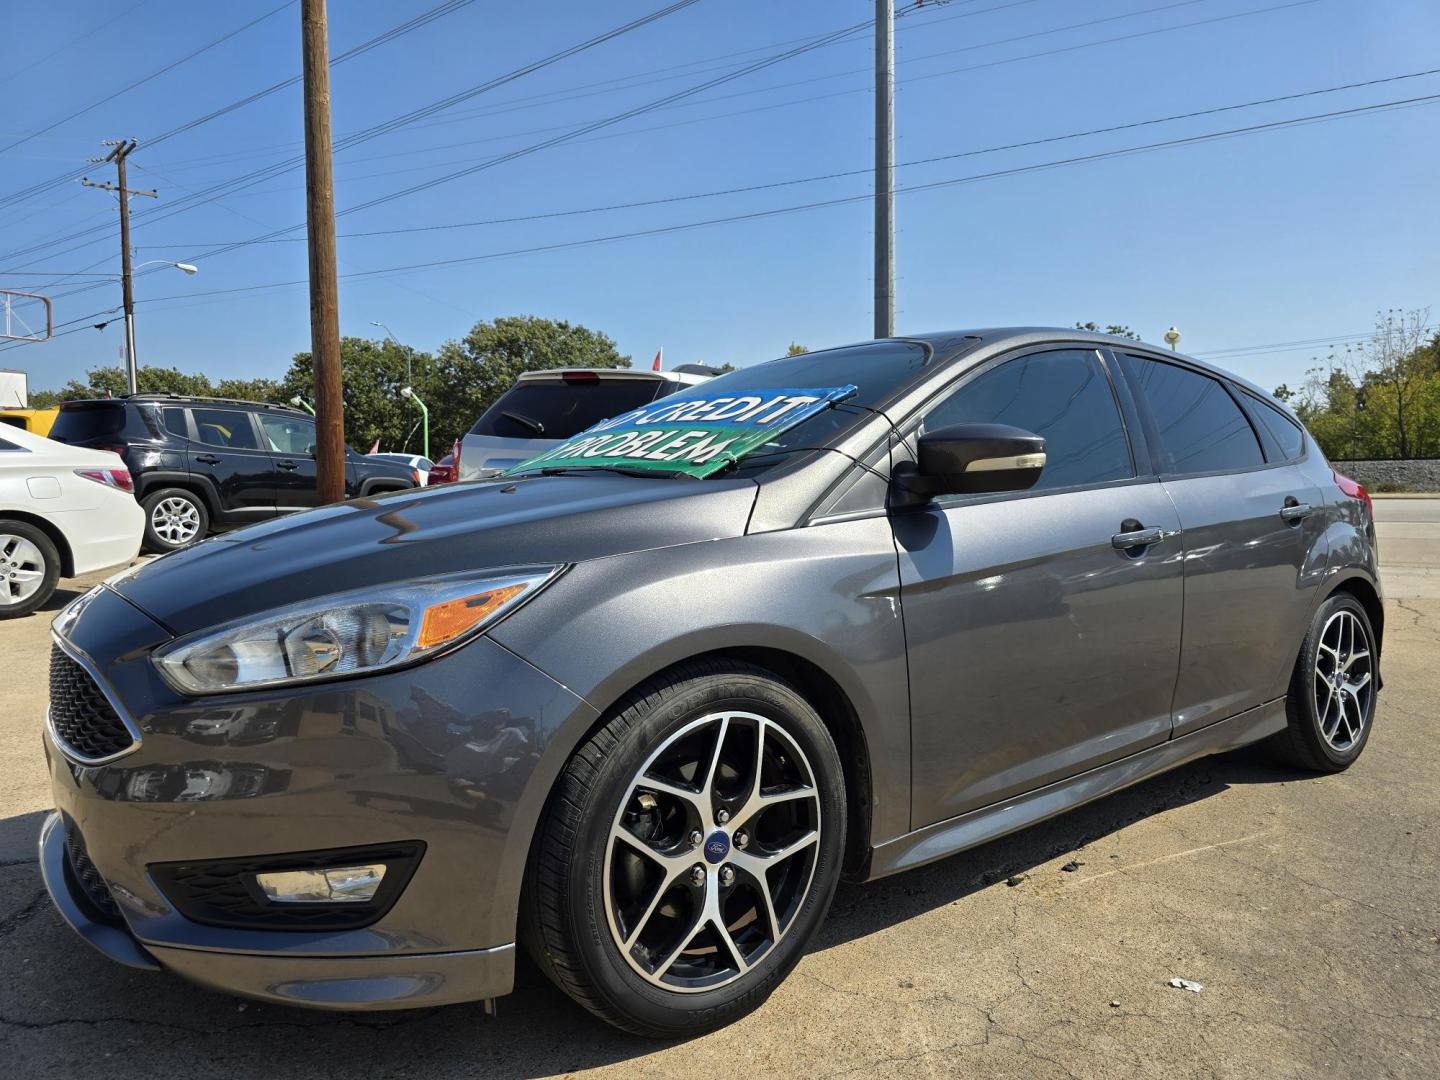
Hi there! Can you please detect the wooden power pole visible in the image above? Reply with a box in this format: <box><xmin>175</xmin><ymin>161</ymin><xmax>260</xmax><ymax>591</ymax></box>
<box><xmin>301</xmin><ymin>0</ymin><xmax>345</xmax><ymax>503</ymax></box>
<box><xmin>82</xmin><ymin>140</ymin><xmax>156</xmax><ymax>396</ymax></box>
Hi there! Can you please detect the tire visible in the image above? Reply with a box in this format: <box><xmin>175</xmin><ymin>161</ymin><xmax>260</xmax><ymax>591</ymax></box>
<box><xmin>523</xmin><ymin>659</ymin><xmax>846</xmax><ymax>1038</ymax></box>
<box><xmin>0</xmin><ymin>519</ymin><xmax>61</xmax><ymax>619</ymax></box>
<box><xmin>141</xmin><ymin>487</ymin><xmax>209</xmax><ymax>553</ymax></box>
<box><xmin>1271</xmin><ymin>593</ymin><xmax>1377</xmax><ymax>772</ymax></box>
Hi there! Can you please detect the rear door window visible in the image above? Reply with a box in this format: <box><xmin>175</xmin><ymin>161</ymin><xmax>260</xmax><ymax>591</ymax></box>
<box><xmin>1120</xmin><ymin>355</ymin><xmax>1264</xmax><ymax>474</ymax></box>
<box><xmin>48</xmin><ymin>403</ymin><xmax>124</xmax><ymax>443</ymax></box>
<box><xmin>469</xmin><ymin>379</ymin><xmax>665</xmax><ymax>440</ymax></box>
<box><xmin>191</xmin><ymin>408</ymin><xmax>261</xmax><ymax>450</ymax></box>
<box><xmin>259</xmin><ymin>415</ymin><xmax>317</xmax><ymax>455</ymax></box>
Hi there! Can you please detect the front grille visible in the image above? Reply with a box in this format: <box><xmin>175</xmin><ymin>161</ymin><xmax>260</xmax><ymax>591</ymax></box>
<box><xmin>63</xmin><ymin>825</ymin><xmax>123</xmax><ymax>925</ymax></box>
<box><xmin>49</xmin><ymin>645</ymin><xmax>136</xmax><ymax>762</ymax></box>
<box><xmin>150</xmin><ymin>842</ymin><xmax>425</xmax><ymax>932</ymax></box>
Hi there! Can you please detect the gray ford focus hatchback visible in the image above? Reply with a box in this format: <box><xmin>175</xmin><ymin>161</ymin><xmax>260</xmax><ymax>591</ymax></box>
<box><xmin>42</xmin><ymin>328</ymin><xmax>1381</xmax><ymax>1037</ymax></box>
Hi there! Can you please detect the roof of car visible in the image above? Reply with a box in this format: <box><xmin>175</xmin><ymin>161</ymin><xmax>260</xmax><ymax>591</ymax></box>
<box><xmin>513</xmin><ymin>368</ymin><xmax>712</xmax><ymax>386</ymax></box>
<box><xmin>877</xmin><ymin>327</ymin><xmax>1283</xmax><ymax>407</ymax></box>
<box><xmin>61</xmin><ymin>394</ymin><xmax>311</xmax><ymax>418</ymax></box>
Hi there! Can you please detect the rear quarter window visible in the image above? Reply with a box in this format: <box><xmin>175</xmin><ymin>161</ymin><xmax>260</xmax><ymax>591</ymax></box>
<box><xmin>1247</xmin><ymin>394</ymin><xmax>1307</xmax><ymax>461</ymax></box>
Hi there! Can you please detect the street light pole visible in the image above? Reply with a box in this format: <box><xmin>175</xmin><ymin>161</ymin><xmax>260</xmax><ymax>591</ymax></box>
<box><xmin>401</xmin><ymin>386</ymin><xmax>429</xmax><ymax>461</ymax></box>
<box><xmin>370</xmin><ymin>320</ymin><xmax>410</xmax><ymax>384</ymax></box>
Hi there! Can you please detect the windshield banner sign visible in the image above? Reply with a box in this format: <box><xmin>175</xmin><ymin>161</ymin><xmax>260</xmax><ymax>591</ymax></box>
<box><xmin>504</xmin><ymin>385</ymin><xmax>858</xmax><ymax>479</ymax></box>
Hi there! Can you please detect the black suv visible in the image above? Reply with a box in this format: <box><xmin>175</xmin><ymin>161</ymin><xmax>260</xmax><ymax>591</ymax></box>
<box><xmin>48</xmin><ymin>395</ymin><xmax>418</xmax><ymax>552</ymax></box>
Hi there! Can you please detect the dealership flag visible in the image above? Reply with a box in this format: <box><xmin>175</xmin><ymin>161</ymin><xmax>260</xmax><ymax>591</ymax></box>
<box><xmin>652</xmin><ymin>348</ymin><xmax>663</xmax><ymax>372</ymax></box>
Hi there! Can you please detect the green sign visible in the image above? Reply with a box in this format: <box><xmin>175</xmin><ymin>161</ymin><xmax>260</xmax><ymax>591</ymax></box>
<box><xmin>505</xmin><ymin>385</ymin><xmax>858</xmax><ymax>478</ymax></box>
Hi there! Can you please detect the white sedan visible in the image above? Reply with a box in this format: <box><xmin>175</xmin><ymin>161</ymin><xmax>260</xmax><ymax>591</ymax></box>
<box><xmin>0</xmin><ymin>424</ymin><xmax>144</xmax><ymax>618</ymax></box>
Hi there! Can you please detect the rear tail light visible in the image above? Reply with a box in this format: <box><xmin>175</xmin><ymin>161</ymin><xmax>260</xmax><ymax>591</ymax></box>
<box><xmin>1333</xmin><ymin>470</ymin><xmax>1373</xmax><ymax>518</ymax></box>
<box><xmin>452</xmin><ymin>438</ymin><xmax>461</xmax><ymax>474</ymax></box>
<box><xmin>75</xmin><ymin>467</ymin><xmax>134</xmax><ymax>492</ymax></box>
<box><xmin>92</xmin><ymin>443</ymin><xmax>127</xmax><ymax>457</ymax></box>
<box><xmin>561</xmin><ymin>371</ymin><xmax>600</xmax><ymax>383</ymax></box>
<box><xmin>411</xmin><ymin>468</ymin><xmax>422</xmax><ymax>486</ymax></box>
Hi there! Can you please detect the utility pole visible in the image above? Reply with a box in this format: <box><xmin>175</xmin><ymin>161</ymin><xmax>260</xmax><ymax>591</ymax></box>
<box><xmin>301</xmin><ymin>0</ymin><xmax>345</xmax><ymax>504</ymax></box>
<box><xmin>82</xmin><ymin>140</ymin><xmax>156</xmax><ymax>396</ymax></box>
<box><xmin>874</xmin><ymin>0</ymin><xmax>895</xmax><ymax>340</ymax></box>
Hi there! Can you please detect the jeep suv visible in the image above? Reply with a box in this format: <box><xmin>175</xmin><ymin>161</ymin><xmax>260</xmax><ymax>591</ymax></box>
<box><xmin>48</xmin><ymin>395</ymin><xmax>418</xmax><ymax>552</ymax></box>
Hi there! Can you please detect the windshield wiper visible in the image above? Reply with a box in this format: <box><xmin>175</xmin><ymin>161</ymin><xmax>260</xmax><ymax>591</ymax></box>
<box><xmin>511</xmin><ymin>465</ymin><xmax>697</xmax><ymax>480</ymax></box>
<box><xmin>501</xmin><ymin>409</ymin><xmax>545</xmax><ymax>435</ymax></box>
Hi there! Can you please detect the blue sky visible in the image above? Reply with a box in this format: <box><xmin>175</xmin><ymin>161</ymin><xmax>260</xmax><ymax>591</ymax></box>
<box><xmin>2</xmin><ymin>0</ymin><xmax>1437</xmax><ymax>395</ymax></box>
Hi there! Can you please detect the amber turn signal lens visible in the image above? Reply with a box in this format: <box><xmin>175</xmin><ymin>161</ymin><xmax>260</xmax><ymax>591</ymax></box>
<box><xmin>417</xmin><ymin>584</ymin><xmax>527</xmax><ymax>649</ymax></box>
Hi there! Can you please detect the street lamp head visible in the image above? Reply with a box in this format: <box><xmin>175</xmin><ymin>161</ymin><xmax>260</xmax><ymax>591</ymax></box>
<box><xmin>174</xmin><ymin>262</ymin><xmax>199</xmax><ymax>275</ymax></box>
<box><xmin>1163</xmin><ymin>326</ymin><xmax>1182</xmax><ymax>347</ymax></box>
<box><xmin>289</xmin><ymin>396</ymin><xmax>304</xmax><ymax>407</ymax></box>
<box><xmin>400</xmin><ymin>386</ymin><xmax>414</xmax><ymax>399</ymax></box>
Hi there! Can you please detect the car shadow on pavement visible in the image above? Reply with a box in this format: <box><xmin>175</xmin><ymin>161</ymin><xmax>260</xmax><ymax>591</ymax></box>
<box><xmin>816</xmin><ymin>743</ymin><xmax>1306</xmax><ymax>952</ymax></box>
<box><xmin>0</xmin><ymin>746</ymin><xmax>1308</xmax><ymax>1073</ymax></box>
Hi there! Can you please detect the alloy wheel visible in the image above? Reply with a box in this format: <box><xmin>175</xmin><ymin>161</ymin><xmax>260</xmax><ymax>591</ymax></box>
<box><xmin>1313</xmin><ymin>608</ymin><xmax>1373</xmax><ymax>752</ymax></box>
<box><xmin>603</xmin><ymin>711</ymin><xmax>822</xmax><ymax>993</ymax></box>
<box><xmin>0</xmin><ymin>534</ymin><xmax>46</xmax><ymax>606</ymax></box>
<box><xmin>152</xmin><ymin>497</ymin><xmax>201</xmax><ymax>546</ymax></box>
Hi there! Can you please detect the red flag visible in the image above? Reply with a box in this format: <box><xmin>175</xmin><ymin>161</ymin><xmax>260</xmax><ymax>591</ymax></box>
<box><xmin>652</xmin><ymin>348</ymin><xmax>663</xmax><ymax>372</ymax></box>
<box><xmin>368</xmin><ymin>438</ymin><xmax>380</xmax><ymax>455</ymax></box>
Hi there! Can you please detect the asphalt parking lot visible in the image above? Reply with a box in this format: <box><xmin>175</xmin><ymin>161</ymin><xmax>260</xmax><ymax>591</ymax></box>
<box><xmin>1</xmin><ymin>499</ymin><xmax>1437</xmax><ymax>1078</ymax></box>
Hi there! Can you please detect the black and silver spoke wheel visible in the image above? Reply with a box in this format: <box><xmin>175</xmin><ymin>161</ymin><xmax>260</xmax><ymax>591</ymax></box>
<box><xmin>524</xmin><ymin>660</ymin><xmax>846</xmax><ymax>1037</ymax></box>
<box><xmin>1274</xmin><ymin>592</ymin><xmax>1378</xmax><ymax>773</ymax></box>
<box><xmin>151</xmin><ymin>497</ymin><xmax>201</xmax><ymax>546</ymax></box>
<box><xmin>604</xmin><ymin>711</ymin><xmax>821</xmax><ymax>992</ymax></box>
<box><xmin>1312</xmin><ymin>608</ymin><xmax>1373</xmax><ymax>753</ymax></box>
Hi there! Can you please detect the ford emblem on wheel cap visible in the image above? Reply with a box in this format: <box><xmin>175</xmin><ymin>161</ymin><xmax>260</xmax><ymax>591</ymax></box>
<box><xmin>704</xmin><ymin>831</ymin><xmax>730</xmax><ymax>864</ymax></box>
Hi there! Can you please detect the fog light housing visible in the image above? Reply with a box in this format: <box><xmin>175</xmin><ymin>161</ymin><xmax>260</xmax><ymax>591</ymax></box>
<box><xmin>256</xmin><ymin>864</ymin><xmax>387</xmax><ymax>904</ymax></box>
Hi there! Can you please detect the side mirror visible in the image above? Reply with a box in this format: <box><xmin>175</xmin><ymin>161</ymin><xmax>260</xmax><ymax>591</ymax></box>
<box><xmin>892</xmin><ymin>422</ymin><xmax>1046</xmax><ymax>504</ymax></box>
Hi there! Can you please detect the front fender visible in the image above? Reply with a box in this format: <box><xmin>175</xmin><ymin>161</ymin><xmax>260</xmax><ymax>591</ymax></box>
<box><xmin>488</xmin><ymin>519</ymin><xmax>912</xmax><ymax>847</ymax></box>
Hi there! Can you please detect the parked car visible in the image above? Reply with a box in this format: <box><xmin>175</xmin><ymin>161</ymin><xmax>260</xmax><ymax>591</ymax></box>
<box><xmin>457</xmin><ymin>365</ymin><xmax>721</xmax><ymax>480</ymax></box>
<box><xmin>47</xmin><ymin>395</ymin><xmax>419</xmax><ymax>553</ymax></box>
<box><xmin>41</xmin><ymin>329</ymin><xmax>1380</xmax><ymax>1038</ymax></box>
<box><xmin>0</xmin><ymin>424</ymin><xmax>142</xmax><ymax>617</ymax></box>
<box><xmin>427</xmin><ymin>450</ymin><xmax>457</xmax><ymax>486</ymax></box>
<box><xmin>368</xmin><ymin>452</ymin><xmax>432</xmax><ymax>485</ymax></box>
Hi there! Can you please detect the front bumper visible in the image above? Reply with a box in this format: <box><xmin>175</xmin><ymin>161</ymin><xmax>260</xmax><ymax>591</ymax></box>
<box><xmin>42</xmin><ymin>584</ymin><xmax>596</xmax><ymax>1010</ymax></box>
<box><xmin>40</xmin><ymin>811</ymin><xmax>515</xmax><ymax>1009</ymax></box>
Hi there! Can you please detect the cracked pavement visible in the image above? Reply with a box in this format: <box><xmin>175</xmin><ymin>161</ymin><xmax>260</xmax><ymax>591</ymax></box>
<box><xmin>0</xmin><ymin>499</ymin><xmax>1436</xmax><ymax>1078</ymax></box>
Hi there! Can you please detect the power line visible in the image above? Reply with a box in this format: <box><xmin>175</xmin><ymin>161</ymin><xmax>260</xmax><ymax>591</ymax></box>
<box><xmin>0</xmin><ymin>0</ymin><xmax>295</xmax><ymax>158</ymax></box>
<box><xmin>0</xmin><ymin>0</ymin><xmax>480</xmax><ymax>217</ymax></box>
<box><xmin>37</xmin><ymin>66</ymin><xmax>1440</xmax><ymax>253</ymax></box>
<box><xmin>9</xmin><ymin>85</ymin><xmax>1431</xmax><ymax>347</ymax></box>
<box><xmin>0</xmin><ymin>0</ymin><xmax>709</xmax><ymax>266</ymax></box>
<box><xmin>0</xmin><ymin>0</ymin><xmax>156</xmax><ymax>91</ymax></box>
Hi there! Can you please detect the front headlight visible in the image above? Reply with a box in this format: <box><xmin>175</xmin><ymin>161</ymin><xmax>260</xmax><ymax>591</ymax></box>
<box><xmin>153</xmin><ymin>567</ymin><xmax>561</xmax><ymax>695</ymax></box>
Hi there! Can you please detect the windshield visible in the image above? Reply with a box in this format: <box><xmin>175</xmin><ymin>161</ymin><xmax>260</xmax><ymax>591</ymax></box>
<box><xmin>470</xmin><ymin>377</ymin><xmax>665</xmax><ymax>441</ymax></box>
<box><xmin>508</xmin><ymin>341</ymin><xmax>931</xmax><ymax>479</ymax></box>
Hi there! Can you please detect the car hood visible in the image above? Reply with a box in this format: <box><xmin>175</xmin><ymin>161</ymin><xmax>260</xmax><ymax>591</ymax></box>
<box><xmin>112</xmin><ymin>473</ymin><xmax>758</xmax><ymax>636</ymax></box>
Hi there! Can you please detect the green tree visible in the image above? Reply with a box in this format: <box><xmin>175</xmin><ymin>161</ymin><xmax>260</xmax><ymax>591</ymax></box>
<box><xmin>786</xmin><ymin>341</ymin><xmax>809</xmax><ymax>356</ymax></box>
<box><xmin>1289</xmin><ymin>309</ymin><xmax>1440</xmax><ymax>460</ymax></box>
<box><xmin>280</xmin><ymin>337</ymin><xmax>435</xmax><ymax>454</ymax></box>
<box><xmin>427</xmin><ymin>315</ymin><xmax>628</xmax><ymax>450</ymax></box>
<box><xmin>1075</xmin><ymin>322</ymin><xmax>1141</xmax><ymax>341</ymax></box>
<box><xmin>28</xmin><ymin>364</ymin><xmax>274</xmax><ymax>404</ymax></box>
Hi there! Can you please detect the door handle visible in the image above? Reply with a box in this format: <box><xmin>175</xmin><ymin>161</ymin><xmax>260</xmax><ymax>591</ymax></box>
<box><xmin>1279</xmin><ymin>499</ymin><xmax>1312</xmax><ymax>523</ymax></box>
<box><xmin>1112</xmin><ymin>527</ymin><xmax>1165</xmax><ymax>549</ymax></box>
<box><xmin>194</xmin><ymin>454</ymin><xmax>220</xmax><ymax>465</ymax></box>
<box><xmin>276</xmin><ymin>460</ymin><xmax>298</xmax><ymax>471</ymax></box>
